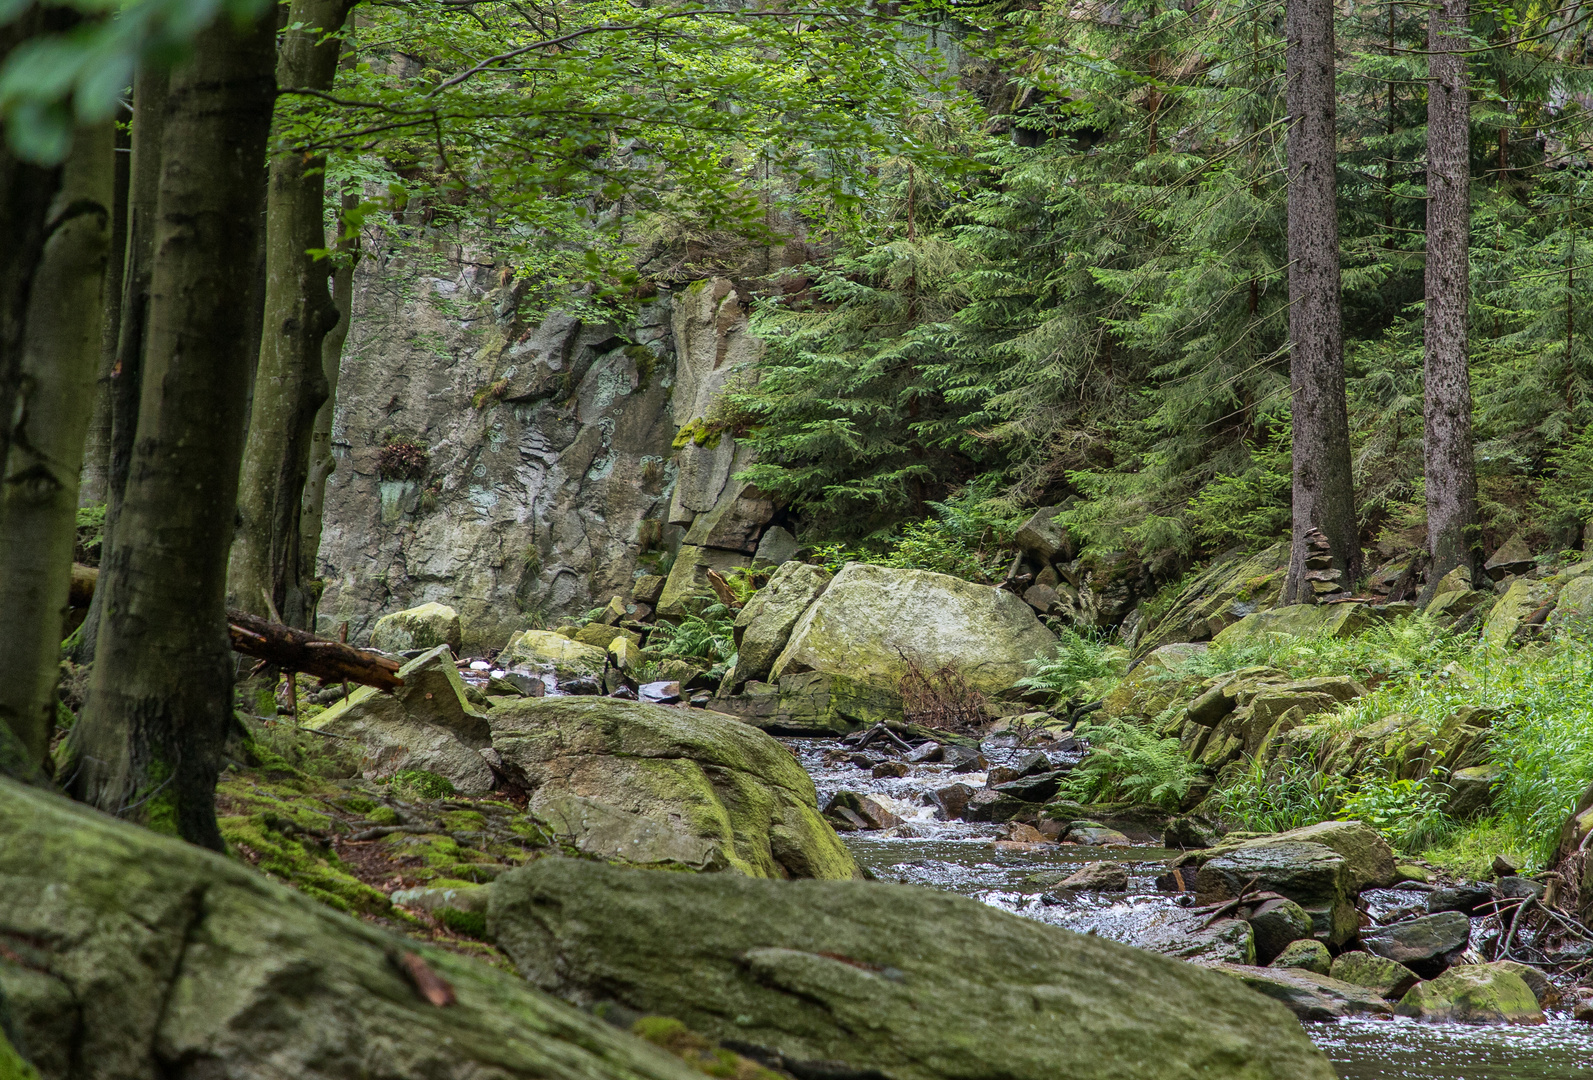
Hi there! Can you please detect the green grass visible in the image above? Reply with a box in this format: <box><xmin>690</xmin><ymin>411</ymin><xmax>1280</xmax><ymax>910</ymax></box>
<box><xmin>1207</xmin><ymin>757</ymin><xmax>1349</xmax><ymax>834</ymax></box>
<box><xmin>1167</xmin><ymin>613</ymin><xmax>1468</xmax><ymax>686</ymax></box>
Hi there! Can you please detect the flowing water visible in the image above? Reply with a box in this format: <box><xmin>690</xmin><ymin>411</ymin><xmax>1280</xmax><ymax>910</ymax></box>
<box><xmin>789</xmin><ymin>737</ymin><xmax>1593</xmax><ymax>1079</ymax></box>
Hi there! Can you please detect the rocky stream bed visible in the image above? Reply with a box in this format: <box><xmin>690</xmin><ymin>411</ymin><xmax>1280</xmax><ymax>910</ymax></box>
<box><xmin>790</xmin><ymin>733</ymin><xmax>1593</xmax><ymax>1080</ymax></box>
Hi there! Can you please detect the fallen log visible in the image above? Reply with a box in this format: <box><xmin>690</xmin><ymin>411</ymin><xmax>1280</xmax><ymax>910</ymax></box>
<box><xmin>226</xmin><ymin>610</ymin><xmax>403</xmax><ymax>691</ymax></box>
<box><xmin>71</xmin><ymin>563</ymin><xmax>401</xmax><ymax>691</ymax></box>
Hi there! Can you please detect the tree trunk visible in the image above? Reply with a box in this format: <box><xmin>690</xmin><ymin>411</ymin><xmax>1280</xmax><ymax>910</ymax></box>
<box><xmin>1282</xmin><ymin>0</ymin><xmax>1360</xmax><ymax>604</ymax></box>
<box><xmin>78</xmin><ymin>114</ymin><xmax>131</xmax><ymax>509</ymax></box>
<box><xmin>228</xmin><ymin>0</ymin><xmax>355</xmax><ymax>629</ymax></box>
<box><xmin>1421</xmin><ymin>0</ymin><xmax>1480</xmax><ymax>597</ymax></box>
<box><xmin>69</xmin><ymin>69</ymin><xmax>169</xmax><ymax>667</ymax></box>
<box><xmin>0</xmin><ymin>123</ymin><xmax>113</xmax><ymax>782</ymax></box>
<box><xmin>64</xmin><ymin>15</ymin><xmax>278</xmax><ymax>849</ymax></box>
<box><xmin>300</xmin><ymin>189</ymin><xmax>360</xmax><ymax>614</ymax></box>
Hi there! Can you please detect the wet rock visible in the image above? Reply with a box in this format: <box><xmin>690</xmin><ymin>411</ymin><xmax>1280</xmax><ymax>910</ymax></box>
<box><xmin>1427</xmin><ymin>882</ymin><xmax>1494</xmax><ymax>915</ymax></box>
<box><xmin>1163</xmin><ymin>816</ymin><xmax>1221</xmax><ymax>850</ymax></box>
<box><xmin>502</xmin><ymin>629</ymin><xmax>610</xmax><ymax>683</ymax></box>
<box><xmin>307</xmin><ymin>645</ymin><xmax>495</xmax><ymax>793</ymax></box>
<box><xmin>1328</xmin><ymin>952</ymin><xmax>1420</xmax><ymax>999</ymax></box>
<box><xmin>1055</xmin><ymin>861</ymin><xmax>1130</xmax><ymax>892</ymax></box>
<box><xmin>823</xmin><ymin>792</ymin><xmax>903</xmax><ymax>832</ymax></box>
<box><xmin>942</xmin><ymin>745</ymin><xmax>986</xmax><ymax>773</ymax></box>
<box><xmin>1211</xmin><ymin>603</ymin><xmax>1371</xmax><ymax>649</ymax></box>
<box><xmin>370</xmin><ymin>601</ymin><xmax>463</xmax><ymax>655</ymax></box>
<box><xmin>1066</xmin><ymin>823</ymin><xmax>1133</xmax><ymax>846</ymax></box>
<box><xmin>1395</xmin><ymin>963</ymin><xmax>1545</xmax><ymax>1025</ymax></box>
<box><xmin>1497</xmin><ymin>875</ymin><xmax>1546</xmax><ymax>901</ymax></box>
<box><xmin>1211</xmin><ymin>965</ymin><xmax>1395</xmax><ymax>1021</ymax></box>
<box><xmin>1248</xmin><ymin>898</ymin><xmax>1314</xmax><ymax>965</ymax></box>
<box><xmin>961</xmin><ymin>789</ymin><xmax>1034</xmax><ymax>823</ymax></box>
<box><xmin>905</xmin><ymin>741</ymin><xmax>944</xmax><ymax>763</ymax></box>
<box><xmin>1360</xmin><ymin>911</ymin><xmax>1472</xmax><ymax>977</ymax></box>
<box><xmin>991</xmin><ymin>770</ymin><xmax>1067</xmax><ymax>804</ymax></box>
<box><xmin>732</xmin><ymin>563</ymin><xmax>833</xmax><ymax>686</ymax></box>
<box><xmin>1491</xmin><ymin>960</ymin><xmax>1559</xmax><ymax>1008</ymax></box>
<box><xmin>488</xmin><ymin>697</ymin><xmax>858</xmax><ymax>879</ymax></box>
<box><xmin>769</xmin><ymin>563</ymin><xmax>1058</xmax><ymax>709</ymax></box>
<box><xmin>932</xmin><ymin>782</ymin><xmax>975</xmax><ymax>819</ymax></box>
<box><xmin>1132</xmin><ymin>908</ymin><xmax>1256</xmax><ymax>966</ymax></box>
<box><xmin>1004</xmin><ymin>823</ymin><xmax>1048</xmax><ymax>844</ymax></box>
<box><xmin>489</xmin><ymin>857</ymin><xmax>1336</xmax><ymax>1080</ymax></box>
<box><xmin>0</xmin><ymin>781</ymin><xmax>737</xmax><ymax>1080</ymax></box>
<box><xmin>1266</xmin><ymin>820</ymin><xmax>1397</xmax><ymax>892</ymax></box>
<box><xmin>1196</xmin><ymin>841</ymin><xmax>1357</xmax><ymax>946</ymax></box>
<box><xmin>872</xmin><ymin>760</ymin><xmax>910</xmax><ymax>779</ymax></box>
<box><xmin>639</xmin><ymin>680</ymin><xmax>682</xmax><ymax>704</ymax></box>
<box><xmin>1268</xmin><ymin>939</ymin><xmax>1331</xmax><ymax>976</ymax></box>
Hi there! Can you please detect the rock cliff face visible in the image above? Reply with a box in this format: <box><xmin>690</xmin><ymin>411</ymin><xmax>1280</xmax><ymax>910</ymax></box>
<box><xmin>314</xmin><ymin>248</ymin><xmax>774</xmax><ymax>650</ymax></box>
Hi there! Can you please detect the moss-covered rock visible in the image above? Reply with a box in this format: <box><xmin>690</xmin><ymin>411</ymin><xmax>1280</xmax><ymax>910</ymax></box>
<box><xmin>501</xmin><ymin>629</ymin><xmax>609</xmax><ymax>681</ymax></box>
<box><xmin>1210</xmin><ymin>965</ymin><xmax>1395</xmax><ymax>1021</ymax></box>
<box><xmin>1481</xmin><ymin>578</ymin><xmax>1558</xmax><ymax>647</ymax></box>
<box><xmin>1134</xmin><ymin>544</ymin><xmax>1288</xmax><ymax>657</ymax></box>
<box><xmin>1211</xmin><ymin>603</ymin><xmax>1371</xmax><ymax>649</ymax></box>
<box><xmin>732</xmin><ymin>562</ymin><xmax>832</xmax><ymax>687</ymax></box>
<box><xmin>1196</xmin><ymin>841</ymin><xmax>1358</xmax><ymax>947</ymax></box>
<box><xmin>1395</xmin><ymin>964</ymin><xmax>1545</xmax><ymax>1024</ymax></box>
<box><xmin>487</xmin><ymin>697</ymin><xmax>857</xmax><ymax>879</ymax></box>
<box><xmin>1268</xmin><ymin>939</ymin><xmax>1331</xmax><ymax>975</ymax></box>
<box><xmin>0</xmin><ymin>777</ymin><xmax>709</xmax><ymax>1080</ymax></box>
<box><xmin>1328</xmin><ymin>951</ymin><xmax>1420</xmax><ymax>999</ymax></box>
<box><xmin>371</xmin><ymin>600</ymin><xmax>463</xmax><ymax>654</ymax></box>
<box><xmin>306</xmin><ymin>645</ymin><xmax>494</xmax><ymax>794</ymax></box>
<box><xmin>769</xmin><ymin>563</ymin><xmax>1057</xmax><ymax>705</ymax></box>
<box><xmin>1100</xmin><ymin>642</ymin><xmax>1209</xmax><ymax>720</ymax></box>
<box><xmin>488</xmin><ymin>858</ymin><xmax>1337</xmax><ymax>1080</ymax></box>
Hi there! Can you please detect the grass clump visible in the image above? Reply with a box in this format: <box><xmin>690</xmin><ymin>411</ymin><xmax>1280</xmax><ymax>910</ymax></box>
<box><xmin>387</xmin><ymin>769</ymin><xmax>457</xmax><ymax>800</ymax></box>
<box><xmin>1207</xmin><ymin>758</ymin><xmax>1348</xmax><ymax>834</ymax></box>
<box><xmin>1172</xmin><ymin>613</ymin><xmax>1466</xmax><ymax>686</ymax></box>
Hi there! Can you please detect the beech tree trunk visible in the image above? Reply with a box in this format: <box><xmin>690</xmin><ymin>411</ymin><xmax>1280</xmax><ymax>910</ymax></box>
<box><xmin>78</xmin><ymin>116</ymin><xmax>131</xmax><ymax>509</ymax></box>
<box><xmin>64</xmin><ymin>16</ymin><xmax>278</xmax><ymax>849</ymax></box>
<box><xmin>228</xmin><ymin>0</ymin><xmax>355</xmax><ymax>628</ymax></box>
<box><xmin>300</xmin><ymin>189</ymin><xmax>360</xmax><ymax>602</ymax></box>
<box><xmin>0</xmin><ymin>123</ymin><xmax>113</xmax><ymax>782</ymax></box>
<box><xmin>69</xmin><ymin>70</ymin><xmax>169</xmax><ymax>667</ymax></box>
<box><xmin>1421</xmin><ymin>0</ymin><xmax>1480</xmax><ymax>596</ymax></box>
<box><xmin>1282</xmin><ymin>0</ymin><xmax>1361</xmax><ymax>605</ymax></box>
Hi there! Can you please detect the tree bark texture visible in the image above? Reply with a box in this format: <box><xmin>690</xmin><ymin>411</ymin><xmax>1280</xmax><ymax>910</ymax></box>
<box><xmin>1283</xmin><ymin>0</ymin><xmax>1361</xmax><ymax>604</ymax></box>
<box><xmin>1421</xmin><ymin>0</ymin><xmax>1480</xmax><ymax>595</ymax></box>
<box><xmin>228</xmin><ymin>0</ymin><xmax>355</xmax><ymax>629</ymax></box>
<box><xmin>70</xmin><ymin>69</ymin><xmax>168</xmax><ymax>667</ymax></box>
<box><xmin>299</xmin><ymin>189</ymin><xmax>359</xmax><ymax>609</ymax></box>
<box><xmin>78</xmin><ymin>115</ymin><xmax>131</xmax><ymax>509</ymax></box>
<box><xmin>65</xmin><ymin>16</ymin><xmax>278</xmax><ymax>849</ymax></box>
<box><xmin>0</xmin><ymin>124</ymin><xmax>113</xmax><ymax>782</ymax></box>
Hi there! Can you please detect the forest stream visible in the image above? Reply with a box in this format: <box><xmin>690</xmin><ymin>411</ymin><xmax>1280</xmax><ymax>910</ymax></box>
<box><xmin>787</xmin><ymin>736</ymin><xmax>1593</xmax><ymax>1080</ymax></box>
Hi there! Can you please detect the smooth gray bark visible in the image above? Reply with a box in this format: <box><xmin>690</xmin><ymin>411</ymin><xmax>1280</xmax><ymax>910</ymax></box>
<box><xmin>65</xmin><ymin>15</ymin><xmax>278</xmax><ymax>848</ymax></box>
<box><xmin>1421</xmin><ymin>0</ymin><xmax>1480</xmax><ymax>596</ymax></box>
<box><xmin>1282</xmin><ymin>0</ymin><xmax>1361</xmax><ymax>604</ymax></box>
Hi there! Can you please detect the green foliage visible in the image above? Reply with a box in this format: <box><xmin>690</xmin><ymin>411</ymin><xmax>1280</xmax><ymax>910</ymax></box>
<box><xmin>1207</xmin><ymin>757</ymin><xmax>1347</xmax><ymax>834</ymax></box>
<box><xmin>1534</xmin><ymin>423</ymin><xmax>1593</xmax><ymax>538</ymax></box>
<box><xmin>1336</xmin><ymin>776</ymin><xmax>1454</xmax><ymax>855</ymax></box>
<box><xmin>387</xmin><ymin>769</ymin><xmax>456</xmax><ymax>801</ymax></box>
<box><xmin>1171</xmin><ymin>614</ymin><xmax>1466</xmax><ymax>686</ymax></box>
<box><xmin>1184</xmin><ymin>428</ymin><xmax>1292</xmax><ymax>554</ymax></box>
<box><xmin>651</xmin><ymin>603</ymin><xmax>736</xmax><ymax>678</ymax></box>
<box><xmin>1061</xmin><ymin>718</ymin><xmax>1200</xmax><ymax>810</ymax></box>
<box><xmin>800</xmin><ymin>486</ymin><xmax>1022</xmax><ymax>582</ymax></box>
<box><xmin>1014</xmin><ymin>630</ymin><xmax>1124</xmax><ymax>704</ymax></box>
<box><xmin>74</xmin><ymin>502</ymin><xmax>106</xmax><ymax>561</ymax></box>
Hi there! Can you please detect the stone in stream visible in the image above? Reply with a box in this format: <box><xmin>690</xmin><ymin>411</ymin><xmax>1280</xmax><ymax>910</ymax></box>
<box><xmin>1054</xmin><ymin>860</ymin><xmax>1129</xmax><ymax>892</ymax></box>
<box><xmin>1131</xmin><ymin>906</ymin><xmax>1255</xmax><ymax>965</ymax></box>
<box><xmin>1395</xmin><ymin>963</ymin><xmax>1546</xmax><ymax>1025</ymax></box>
<box><xmin>1491</xmin><ymin>960</ymin><xmax>1559</xmax><ymax>1008</ymax></box>
<box><xmin>872</xmin><ymin>760</ymin><xmax>911</xmax><ymax>779</ymax></box>
<box><xmin>1210</xmin><ymin>965</ymin><xmax>1395</xmax><ymax>1022</ymax></box>
<box><xmin>990</xmin><ymin>770</ymin><xmax>1067</xmax><ymax>803</ymax></box>
<box><xmin>1195</xmin><ymin>841</ymin><xmax>1357</xmax><ymax>947</ymax></box>
<box><xmin>961</xmin><ymin>788</ymin><xmax>1035</xmax><ymax>823</ymax></box>
<box><xmin>1066</xmin><ymin>822</ymin><xmax>1133</xmax><ymax>846</ymax></box>
<box><xmin>487</xmin><ymin>697</ymin><xmax>858</xmax><ymax>879</ymax></box>
<box><xmin>905</xmin><ymin>741</ymin><xmax>944</xmax><ymax>763</ymax></box>
<box><xmin>1268</xmin><ymin>939</ymin><xmax>1331</xmax><ymax>975</ymax></box>
<box><xmin>1359</xmin><ymin>911</ymin><xmax>1472</xmax><ymax>977</ymax></box>
<box><xmin>501</xmin><ymin>628</ymin><xmax>610</xmax><ymax>683</ymax></box>
<box><xmin>932</xmin><ymin>782</ymin><xmax>975</xmax><ymax>819</ymax></box>
<box><xmin>1328</xmin><ymin>951</ymin><xmax>1421</xmax><ymax>999</ymax></box>
<box><xmin>488</xmin><ymin>857</ymin><xmax>1337</xmax><ymax>1080</ymax></box>
<box><xmin>1163</xmin><ymin>816</ymin><xmax>1220</xmax><ymax>850</ymax></box>
<box><xmin>370</xmin><ymin>600</ymin><xmax>463</xmax><ymax>654</ymax></box>
<box><xmin>1426</xmin><ymin>882</ymin><xmax>1494</xmax><ymax>915</ymax></box>
<box><xmin>823</xmin><ymin>791</ymin><xmax>903</xmax><ymax>832</ymax></box>
<box><xmin>1247</xmin><ymin>897</ymin><xmax>1314</xmax><ymax>965</ymax></box>
<box><xmin>941</xmin><ymin>745</ymin><xmax>986</xmax><ymax>773</ymax></box>
<box><xmin>0</xmin><ymin>777</ymin><xmax>715</xmax><ymax>1080</ymax></box>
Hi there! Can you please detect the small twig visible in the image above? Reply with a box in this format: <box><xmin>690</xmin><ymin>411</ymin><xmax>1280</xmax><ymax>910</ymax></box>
<box><xmin>1501</xmin><ymin>897</ymin><xmax>1536</xmax><ymax>962</ymax></box>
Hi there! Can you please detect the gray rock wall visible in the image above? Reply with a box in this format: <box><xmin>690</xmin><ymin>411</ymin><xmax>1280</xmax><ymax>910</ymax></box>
<box><xmin>314</xmin><ymin>246</ymin><xmax>770</xmax><ymax>650</ymax></box>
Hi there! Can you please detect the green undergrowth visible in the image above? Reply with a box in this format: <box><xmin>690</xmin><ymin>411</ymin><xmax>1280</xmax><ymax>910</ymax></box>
<box><xmin>1168</xmin><ymin>613</ymin><xmax>1469</xmax><ymax>686</ymax></box>
<box><xmin>1061</xmin><ymin>718</ymin><xmax>1200</xmax><ymax>810</ymax></box>
<box><xmin>1016</xmin><ymin>629</ymin><xmax>1127</xmax><ymax>706</ymax></box>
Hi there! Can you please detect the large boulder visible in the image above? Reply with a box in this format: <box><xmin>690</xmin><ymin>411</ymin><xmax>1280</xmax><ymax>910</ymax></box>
<box><xmin>370</xmin><ymin>601</ymin><xmax>463</xmax><ymax>654</ymax></box>
<box><xmin>1196</xmin><ymin>842</ymin><xmax>1358</xmax><ymax>946</ymax></box>
<box><xmin>486</xmin><ymin>697</ymin><xmax>857</xmax><ymax>879</ymax></box>
<box><xmin>1134</xmin><ymin>544</ymin><xmax>1288</xmax><ymax>656</ymax></box>
<box><xmin>1481</xmin><ymin>577</ymin><xmax>1557</xmax><ymax>647</ymax></box>
<box><xmin>0</xmin><ymin>778</ymin><xmax>708</xmax><ymax>1080</ymax></box>
<box><xmin>1211</xmin><ymin>604</ymin><xmax>1371</xmax><ymax>650</ymax></box>
<box><xmin>1329</xmin><ymin>951</ymin><xmax>1420</xmax><ymax>999</ymax></box>
<box><xmin>307</xmin><ymin>645</ymin><xmax>495</xmax><ymax>793</ymax></box>
<box><xmin>488</xmin><ymin>858</ymin><xmax>1337</xmax><ymax>1080</ymax></box>
<box><xmin>1262</xmin><ymin>820</ymin><xmax>1396</xmax><ymax>892</ymax></box>
<box><xmin>732</xmin><ymin>563</ymin><xmax>832</xmax><ymax>686</ymax></box>
<box><xmin>1394</xmin><ymin>964</ymin><xmax>1545</xmax><ymax>1025</ymax></box>
<box><xmin>770</xmin><ymin>563</ymin><xmax>1057</xmax><ymax>705</ymax></box>
<box><xmin>500</xmin><ymin>629</ymin><xmax>608</xmax><ymax>683</ymax></box>
<box><xmin>655</xmin><ymin>544</ymin><xmax>752</xmax><ymax>619</ymax></box>
<box><xmin>1360</xmin><ymin>912</ymin><xmax>1471</xmax><ymax>977</ymax></box>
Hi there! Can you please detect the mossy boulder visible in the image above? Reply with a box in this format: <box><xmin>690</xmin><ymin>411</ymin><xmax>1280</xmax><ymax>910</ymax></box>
<box><xmin>487</xmin><ymin>697</ymin><xmax>857</xmax><ymax>879</ymax></box>
<box><xmin>656</xmin><ymin>545</ymin><xmax>752</xmax><ymax>620</ymax></box>
<box><xmin>370</xmin><ymin>600</ymin><xmax>463</xmax><ymax>654</ymax></box>
<box><xmin>1100</xmin><ymin>642</ymin><xmax>1208</xmax><ymax>720</ymax></box>
<box><xmin>307</xmin><ymin>645</ymin><xmax>494</xmax><ymax>794</ymax></box>
<box><xmin>732</xmin><ymin>562</ymin><xmax>832</xmax><ymax>686</ymax></box>
<box><xmin>769</xmin><ymin>563</ymin><xmax>1057</xmax><ymax>707</ymax></box>
<box><xmin>501</xmin><ymin>629</ymin><xmax>609</xmax><ymax>682</ymax></box>
<box><xmin>1395</xmin><ymin>964</ymin><xmax>1545</xmax><ymax>1024</ymax></box>
<box><xmin>1196</xmin><ymin>841</ymin><xmax>1357</xmax><ymax>947</ymax></box>
<box><xmin>1134</xmin><ymin>544</ymin><xmax>1288</xmax><ymax>656</ymax></box>
<box><xmin>1481</xmin><ymin>577</ymin><xmax>1557</xmax><ymax>647</ymax></box>
<box><xmin>1328</xmin><ymin>951</ymin><xmax>1420</xmax><ymax>999</ymax></box>
<box><xmin>1268</xmin><ymin>939</ymin><xmax>1331</xmax><ymax>975</ymax></box>
<box><xmin>488</xmin><ymin>858</ymin><xmax>1337</xmax><ymax>1080</ymax></box>
<box><xmin>1210</xmin><ymin>965</ymin><xmax>1395</xmax><ymax>1021</ymax></box>
<box><xmin>1211</xmin><ymin>603</ymin><xmax>1371</xmax><ymax>650</ymax></box>
<box><xmin>0</xmin><ymin>777</ymin><xmax>709</xmax><ymax>1080</ymax></box>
